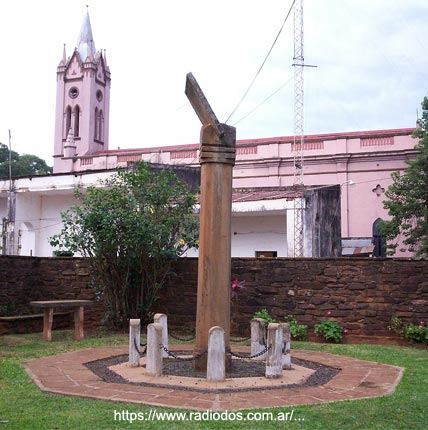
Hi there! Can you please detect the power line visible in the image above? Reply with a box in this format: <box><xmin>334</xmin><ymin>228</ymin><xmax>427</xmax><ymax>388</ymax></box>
<box><xmin>225</xmin><ymin>0</ymin><xmax>296</xmax><ymax>124</ymax></box>
<box><xmin>232</xmin><ymin>76</ymin><xmax>294</xmax><ymax>126</ymax></box>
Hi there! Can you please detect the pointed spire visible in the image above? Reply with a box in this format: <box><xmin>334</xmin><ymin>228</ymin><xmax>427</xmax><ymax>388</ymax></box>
<box><xmin>76</xmin><ymin>6</ymin><xmax>96</xmax><ymax>61</ymax></box>
<box><xmin>62</xmin><ymin>43</ymin><xmax>67</xmax><ymax>62</ymax></box>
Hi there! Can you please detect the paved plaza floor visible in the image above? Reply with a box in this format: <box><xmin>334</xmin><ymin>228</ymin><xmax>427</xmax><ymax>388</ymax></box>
<box><xmin>24</xmin><ymin>345</ymin><xmax>403</xmax><ymax>411</ymax></box>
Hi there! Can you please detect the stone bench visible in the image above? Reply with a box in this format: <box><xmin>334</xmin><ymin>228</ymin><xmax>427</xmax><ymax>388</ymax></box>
<box><xmin>30</xmin><ymin>300</ymin><xmax>93</xmax><ymax>341</ymax></box>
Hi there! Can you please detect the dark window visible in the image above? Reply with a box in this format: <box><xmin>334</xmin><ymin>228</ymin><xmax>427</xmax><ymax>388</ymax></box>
<box><xmin>65</xmin><ymin>106</ymin><xmax>72</xmax><ymax>137</ymax></box>
<box><xmin>94</xmin><ymin>108</ymin><xmax>99</xmax><ymax>139</ymax></box>
<box><xmin>255</xmin><ymin>251</ymin><xmax>277</xmax><ymax>258</ymax></box>
<box><xmin>372</xmin><ymin>218</ymin><xmax>386</xmax><ymax>257</ymax></box>
<box><xmin>98</xmin><ymin>110</ymin><xmax>103</xmax><ymax>142</ymax></box>
<box><xmin>69</xmin><ymin>87</ymin><xmax>79</xmax><ymax>98</ymax></box>
<box><xmin>74</xmin><ymin>106</ymin><xmax>80</xmax><ymax>137</ymax></box>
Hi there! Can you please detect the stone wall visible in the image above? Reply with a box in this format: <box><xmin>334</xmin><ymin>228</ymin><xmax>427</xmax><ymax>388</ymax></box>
<box><xmin>157</xmin><ymin>257</ymin><xmax>428</xmax><ymax>337</ymax></box>
<box><xmin>1</xmin><ymin>256</ymin><xmax>428</xmax><ymax>337</ymax></box>
<box><xmin>0</xmin><ymin>256</ymin><xmax>103</xmax><ymax>334</ymax></box>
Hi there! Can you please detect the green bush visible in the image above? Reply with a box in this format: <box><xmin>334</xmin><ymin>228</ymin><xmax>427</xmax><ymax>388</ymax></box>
<box><xmin>404</xmin><ymin>323</ymin><xmax>428</xmax><ymax>344</ymax></box>
<box><xmin>253</xmin><ymin>309</ymin><xmax>276</xmax><ymax>324</ymax></box>
<box><xmin>49</xmin><ymin>162</ymin><xmax>199</xmax><ymax>327</ymax></box>
<box><xmin>388</xmin><ymin>316</ymin><xmax>428</xmax><ymax>344</ymax></box>
<box><xmin>284</xmin><ymin>315</ymin><xmax>308</xmax><ymax>340</ymax></box>
<box><xmin>314</xmin><ymin>314</ymin><xmax>347</xmax><ymax>343</ymax></box>
<box><xmin>388</xmin><ymin>316</ymin><xmax>405</xmax><ymax>337</ymax></box>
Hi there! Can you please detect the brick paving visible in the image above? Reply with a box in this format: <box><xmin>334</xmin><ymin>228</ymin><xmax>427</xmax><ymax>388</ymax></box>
<box><xmin>24</xmin><ymin>345</ymin><xmax>403</xmax><ymax>411</ymax></box>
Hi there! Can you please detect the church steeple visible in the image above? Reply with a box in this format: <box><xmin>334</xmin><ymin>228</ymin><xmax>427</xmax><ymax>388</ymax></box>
<box><xmin>76</xmin><ymin>7</ymin><xmax>96</xmax><ymax>61</ymax></box>
<box><xmin>53</xmin><ymin>8</ymin><xmax>111</xmax><ymax>173</ymax></box>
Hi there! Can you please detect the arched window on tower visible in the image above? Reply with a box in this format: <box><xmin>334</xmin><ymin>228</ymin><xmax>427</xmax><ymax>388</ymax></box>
<box><xmin>74</xmin><ymin>106</ymin><xmax>80</xmax><ymax>137</ymax></box>
<box><xmin>373</xmin><ymin>218</ymin><xmax>386</xmax><ymax>257</ymax></box>
<box><xmin>99</xmin><ymin>109</ymin><xmax>104</xmax><ymax>142</ymax></box>
<box><xmin>65</xmin><ymin>106</ymin><xmax>72</xmax><ymax>138</ymax></box>
<box><xmin>94</xmin><ymin>108</ymin><xmax>99</xmax><ymax>139</ymax></box>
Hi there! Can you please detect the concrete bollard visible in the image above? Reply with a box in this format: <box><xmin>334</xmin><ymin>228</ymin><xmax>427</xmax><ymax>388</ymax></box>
<box><xmin>251</xmin><ymin>318</ymin><xmax>267</xmax><ymax>361</ymax></box>
<box><xmin>154</xmin><ymin>313</ymin><xmax>169</xmax><ymax>358</ymax></box>
<box><xmin>265</xmin><ymin>323</ymin><xmax>284</xmax><ymax>379</ymax></box>
<box><xmin>146</xmin><ymin>322</ymin><xmax>163</xmax><ymax>376</ymax></box>
<box><xmin>281</xmin><ymin>323</ymin><xmax>291</xmax><ymax>370</ymax></box>
<box><xmin>207</xmin><ymin>326</ymin><xmax>226</xmax><ymax>382</ymax></box>
<box><xmin>129</xmin><ymin>319</ymin><xmax>141</xmax><ymax>367</ymax></box>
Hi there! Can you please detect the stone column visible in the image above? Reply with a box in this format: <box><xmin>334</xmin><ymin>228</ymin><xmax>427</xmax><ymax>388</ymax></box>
<box><xmin>129</xmin><ymin>319</ymin><xmax>141</xmax><ymax>367</ymax></box>
<box><xmin>207</xmin><ymin>326</ymin><xmax>226</xmax><ymax>382</ymax></box>
<box><xmin>146</xmin><ymin>323</ymin><xmax>163</xmax><ymax>377</ymax></box>
<box><xmin>251</xmin><ymin>318</ymin><xmax>267</xmax><ymax>361</ymax></box>
<box><xmin>154</xmin><ymin>313</ymin><xmax>168</xmax><ymax>358</ymax></box>
<box><xmin>265</xmin><ymin>323</ymin><xmax>284</xmax><ymax>379</ymax></box>
<box><xmin>281</xmin><ymin>323</ymin><xmax>291</xmax><ymax>370</ymax></box>
<box><xmin>193</xmin><ymin>123</ymin><xmax>236</xmax><ymax>371</ymax></box>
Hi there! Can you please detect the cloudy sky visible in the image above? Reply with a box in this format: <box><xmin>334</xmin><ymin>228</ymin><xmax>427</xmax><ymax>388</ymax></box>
<box><xmin>0</xmin><ymin>0</ymin><xmax>427</xmax><ymax>164</ymax></box>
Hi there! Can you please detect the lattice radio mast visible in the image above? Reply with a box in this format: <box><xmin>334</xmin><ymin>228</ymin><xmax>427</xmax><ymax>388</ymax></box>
<box><xmin>292</xmin><ymin>0</ymin><xmax>305</xmax><ymax>257</ymax></box>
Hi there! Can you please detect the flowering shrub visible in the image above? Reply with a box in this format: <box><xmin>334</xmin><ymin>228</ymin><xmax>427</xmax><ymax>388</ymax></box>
<box><xmin>404</xmin><ymin>321</ymin><xmax>428</xmax><ymax>344</ymax></box>
<box><xmin>388</xmin><ymin>317</ymin><xmax>428</xmax><ymax>344</ymax></box>
<box><xmin>314</xmin><ymin>312</ymin><xmax>347</xmax><ymax>343</ymax></box>
<box><xmin>231</xmin><ymin>278</ymin><xmax>245</xmax><ymax>300</ymax></box>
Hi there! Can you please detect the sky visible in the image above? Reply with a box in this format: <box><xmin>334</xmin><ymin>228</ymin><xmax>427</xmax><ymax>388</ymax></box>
<box><xmin>0</xmin><ymin>0</ymin><xmax>427</xmax><ymax>164</ymax></box>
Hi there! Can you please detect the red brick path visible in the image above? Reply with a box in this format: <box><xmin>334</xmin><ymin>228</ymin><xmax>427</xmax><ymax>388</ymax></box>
<box><xmin>24</xmin><ymin>345</ymin><xmax>403</xmax><ymax>411</ymax></box>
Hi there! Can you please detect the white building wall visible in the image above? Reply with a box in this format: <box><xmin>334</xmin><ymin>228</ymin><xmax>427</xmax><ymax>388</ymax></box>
<box><xmin>15</xmin><ymin>192</ymin><xmax>42</xmax><ymax>256</ymax></box>
<box><xmin>38</xmin><ymin>194</ymin><xmax>78</xmax><ymax>256</ymax></box>
<box><xmin>231</xmin><ymin>214</ymin><xmax>287</xmax><ymax>257</ymax></box>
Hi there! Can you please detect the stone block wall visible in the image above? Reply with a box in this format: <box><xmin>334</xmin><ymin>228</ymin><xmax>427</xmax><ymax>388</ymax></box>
<box><xmin>156</xmin><ymin>257</ymin><xmax>428</xmax><ymax>337</ymax></box>
<box><xmin>1</xmin><ymin>255</ymin><xmax>428</xmax><ymax>337</ymax></box>
<box><xmin>0</xmin><ymin>256</ymin><xmax>104</xmax><ymax>334</ymax></box>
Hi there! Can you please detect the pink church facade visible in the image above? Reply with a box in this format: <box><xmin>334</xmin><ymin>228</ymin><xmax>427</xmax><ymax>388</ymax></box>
<box><xmin>53</xmin><ymin>126</ymin><xmax>417</xmax><ymax>256</ymax></box>
<box><xmin>0</xmin><ymin>10</ymin><xmax>419</xmax><ymax>258</ymax></box>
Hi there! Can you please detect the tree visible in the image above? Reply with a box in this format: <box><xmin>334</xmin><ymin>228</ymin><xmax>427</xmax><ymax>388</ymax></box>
<box><xmin>0</xmin><ymin>143</ymin><xmax>52</xmax><ymax>178</ymax></box>
<box><xmin>49</xmin><ymin>162</ymin><xmax>199</xmax><ymax>327</ymax></box>
<box><xmin>380</xmin><ymin>96</ymin><xmax>428</xmax><ymax>258</ymax></box>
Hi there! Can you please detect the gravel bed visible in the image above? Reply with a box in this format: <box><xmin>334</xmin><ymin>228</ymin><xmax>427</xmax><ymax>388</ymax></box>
<box><xmin>85</xmin><ymin>352</ymin><xmax>339</xmax><ymax>394</ymax></box>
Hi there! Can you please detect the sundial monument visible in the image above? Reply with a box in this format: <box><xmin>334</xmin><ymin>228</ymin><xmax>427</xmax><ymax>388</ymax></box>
<box><xmin>185</xmin><ymin>73</ymin><xmax>236</xmax><ymax>371</ymax></box>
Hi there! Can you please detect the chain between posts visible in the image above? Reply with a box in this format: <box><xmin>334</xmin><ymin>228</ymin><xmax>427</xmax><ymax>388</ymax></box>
<box><xmin>142</xmin><ymin>342</ymin><xmax>272</xmax><ymax>361</ymax></box>
<box><xmin>226</xmin><ymin>344</ymin><xmax>271</xmax><ymax>360</ymax></box>
<box><xmin>161</xmin><ymin>345</ymin><xmax>207</xmax><ymax>361</ymax></box>
<box><xmin>161</xmin><ymin>344</ymin><xmax>271</xmax><ymax>361</ymax></box>
<box><xmin>169</xmin><ymin>332</ymin><xmax>251</xmax><ymax>343</ymax></box>
<box><xmin>134</xmin><ymin>338</ymin><xmax>147</xmax><ymax>356</ymax></box>
<box><xmin>169</xmin><ymin>332</ymin><xmax>196</xmax><ymax>342</ymax></box>
<box><xmin>230</xmin><ymin>335</ymin><xmax>251</xmax><ymax>342</ymax></box>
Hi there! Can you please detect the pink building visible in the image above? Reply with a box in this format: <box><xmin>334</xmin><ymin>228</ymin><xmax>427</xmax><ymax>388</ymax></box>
<box><xmin>1</xmin><ymin>10</ymin><xmax>418</xmax><ymax>258</ymax></box>
<box><xmin>53</xmin><ymin>10</ymin><xmax>111</xmax><ymax>174</ymax></box>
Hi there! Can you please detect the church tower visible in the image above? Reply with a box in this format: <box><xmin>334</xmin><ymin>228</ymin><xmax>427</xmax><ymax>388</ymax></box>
<box><xmin>53</xmin><ymin>9</ymin><xmax>111</xmax><ymax>173</ymax></box>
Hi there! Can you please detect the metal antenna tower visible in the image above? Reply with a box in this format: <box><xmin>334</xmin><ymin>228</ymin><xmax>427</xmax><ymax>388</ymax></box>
<box><xmin>292</xmin><ymin>0</ymin><xmax>305</xmax><ymax>257</ymax></box>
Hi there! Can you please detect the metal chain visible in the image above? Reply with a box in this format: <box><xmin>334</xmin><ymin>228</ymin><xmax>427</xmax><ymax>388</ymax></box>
<box><xmin>161</xmin><ymin>345</ymin><xmax>207</xmax><ymax>361</ymax></box>
<box><xmin>226</xmin><ymin>344</ymin><xmax>271</xmax><ymax>360</ymax></box>
<box><xmin>133</xmin><ymin>338</ymin><xmax>147</xmax><ymax>356</ymax></box>
<box><xmin>230</xmin><ymin>335</ymin><xmax>251</xmax><ymax>343</ymax></box>
<box><xmin>168</xmin><ymin>332</ymin><xmax>196</xmax><ymax>342</ymax></box>
<box><xmin>169</xmin><ymin>332</ymin><xmax>250</xmax><ymax>343</ymax></box>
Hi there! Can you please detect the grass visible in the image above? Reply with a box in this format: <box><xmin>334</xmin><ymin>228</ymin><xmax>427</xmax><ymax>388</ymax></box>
<box><xmin>0</xmin><ymin>330</ymin><xmax>427</xmax><ymax>430</ymax></box>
